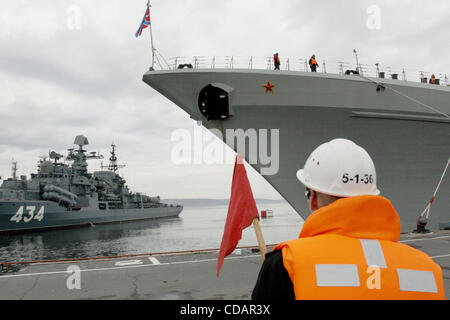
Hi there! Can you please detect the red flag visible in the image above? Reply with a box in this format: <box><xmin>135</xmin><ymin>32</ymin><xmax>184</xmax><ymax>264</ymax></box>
<box><xmin>217</xmin><ymin>155</ymin><xmax>259</xmax><ymax>277</ymax></box>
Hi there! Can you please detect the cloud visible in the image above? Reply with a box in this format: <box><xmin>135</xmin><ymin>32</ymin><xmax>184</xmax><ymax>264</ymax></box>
<box><xmin>0</xmin><ymin>0</ymin><xmax>448</xmax><ymax>200</ymax></box>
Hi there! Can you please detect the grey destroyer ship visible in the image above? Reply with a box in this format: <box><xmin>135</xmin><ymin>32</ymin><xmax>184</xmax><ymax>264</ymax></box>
<box><xmin>143</xmin><ymin>56</ymin><xmax>449</xmax><ymax>232</ymax></box>
<box><xmin>0</xmin><ymin>135</ymin><xmax>182</xmax><ymax>233</ymax></box>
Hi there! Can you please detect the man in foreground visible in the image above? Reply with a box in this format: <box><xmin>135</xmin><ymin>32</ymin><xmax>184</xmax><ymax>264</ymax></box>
<box><xmin>252</xmin><ymin>138</ymin><xmax>445</xmax><ymax>300</ymax></box>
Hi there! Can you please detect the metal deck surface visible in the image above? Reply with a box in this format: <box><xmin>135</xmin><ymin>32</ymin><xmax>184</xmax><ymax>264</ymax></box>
<box><xmin>0</xmin><ymin>230</ymin><xmax>449</xmax><ymax>300</ymax></box>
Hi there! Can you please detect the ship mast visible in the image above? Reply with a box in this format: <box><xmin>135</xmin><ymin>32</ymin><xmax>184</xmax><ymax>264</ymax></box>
<box><xmin>11</xmin><ymin>158</ymin><xmax>18</xmax><ymax>180</ymax></box>
<box><xmin>146</xmin><ymin>0</ymin><xmax>169</xmax><ymax>70</ymax></box>
<box><xmin>102</xmin><ymin>142</ymin><xmax>125</xmax><ymax>174</ymax></box>
<box><xmin>353</xmin><ymin>49</ymin><xmax>361</xmax><ymax>74</ymax></box>
<box><xmin>148</xmin><ymin>0</ymin><xmax>156</xmax><ymax>70</ymax></box>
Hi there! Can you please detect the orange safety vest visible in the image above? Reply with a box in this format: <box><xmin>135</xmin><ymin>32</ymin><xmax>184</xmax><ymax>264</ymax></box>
<box><xmin>274</xmin><ymin>195</ymin><xmax>445</xmax><ymax>300</ymax></box>
<box><xmin>310</xmin><ymin>57</ymin><xmax>318</xmax><ymax>65</ymax></box>
<box><xmin>274</xmin><ymin>55</ymin><xmax>280</xmax><ymax>64</ymax></box>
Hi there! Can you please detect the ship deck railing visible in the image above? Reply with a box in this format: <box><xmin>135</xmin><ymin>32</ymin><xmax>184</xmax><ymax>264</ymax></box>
<box><xmin>164</xmin><ymin>56</ymin><xmax>449</xmax><ymax>86</ymax></box>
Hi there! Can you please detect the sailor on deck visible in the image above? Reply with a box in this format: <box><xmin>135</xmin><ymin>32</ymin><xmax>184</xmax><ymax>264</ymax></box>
<box><xmin>309</xmin><ymin>54</ymin><xmax>319</xmax><ymax>72</ymax></box>
<box><xmin>274</xmin><ymin>53</ymin><xmax>280</xmax><ymax>70</ymax></box>
<box><xmin>430</xmin><ymin>74</ymin><xmax>436</xmax><ymax>84</ymax></box>
<box><xmin>252</xmin><ymin>138</ymin><xmax>445</xmax><ymax>300</ymax></box>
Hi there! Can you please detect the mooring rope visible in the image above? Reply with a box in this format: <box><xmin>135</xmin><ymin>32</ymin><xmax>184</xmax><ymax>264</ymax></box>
<box><xmin>419</xmin><ymin>157</ymin><xmax>450</xmax><ymax>220</ymax></box>
<box><xmin>356</xmin><ymin>74</ymin><xmax>450</xmax><ymax>119</ymax></box>
<box><xmin>355</xmin><ymin>74</ymin><xmax>449</xmax><ymax>226</ymax></box>
<box><xmin>384</xmin><ymin>85</ymin><xmax>450</xmax><ymax>119</ymax></box>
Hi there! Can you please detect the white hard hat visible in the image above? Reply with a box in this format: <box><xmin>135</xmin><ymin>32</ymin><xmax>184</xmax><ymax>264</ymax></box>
<box><xmin>296</xmin><ymin>138</ymin><xmax>380</xmax><ymax>197</ymax></box>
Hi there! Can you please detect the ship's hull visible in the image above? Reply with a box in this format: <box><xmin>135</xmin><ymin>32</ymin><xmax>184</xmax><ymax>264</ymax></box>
<box><xmin>0</xmin><ymin>200</ymin><xmax>182</xmax><ymax>233</ymax></box>
<box><xmin>143</xmin><ymin>69</ymin><xmax>450</xmax><ymax>232</ymax></box>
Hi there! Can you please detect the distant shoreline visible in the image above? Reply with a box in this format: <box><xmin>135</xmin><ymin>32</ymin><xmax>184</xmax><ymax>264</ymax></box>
<box><xmin>163</xmin><ymin>198</ymin><xmax>286</xmax><ymax>207</ymax></box>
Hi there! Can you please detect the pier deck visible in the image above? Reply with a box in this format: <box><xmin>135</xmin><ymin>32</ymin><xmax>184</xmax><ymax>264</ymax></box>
<box><xmin>1</xmin><ymin>230</ymin><xmax>449</xmax><ymax>300</ymax></box>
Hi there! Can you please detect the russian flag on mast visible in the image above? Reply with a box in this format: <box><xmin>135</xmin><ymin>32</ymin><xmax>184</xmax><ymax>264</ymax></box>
<box><xmin>135</xmin><ymin>4</ymin><xmax>150</xmax><ymax>37</ymax></box>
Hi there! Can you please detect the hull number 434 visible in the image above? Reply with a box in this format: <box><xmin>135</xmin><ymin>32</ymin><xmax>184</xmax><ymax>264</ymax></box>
<box><xmin>10</xmin><ymin>206</ymin><xmax>45</xmax><ymax>223</ymax></box>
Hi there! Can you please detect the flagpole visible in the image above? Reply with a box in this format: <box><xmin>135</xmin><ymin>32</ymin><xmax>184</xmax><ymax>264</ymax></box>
<box><xmin>252</xmin><ymin>218</ymin><xmax>267</xmax><ymax>261</ymax></box>
<box><xmin>147</xmin><ymin>0</ymin><xmax>156</xmax><ymax>70</ymax></box>
<box><xmin>216</xmin><ymin>155</ymin><xmax>268</xmax><ymax>277</ymax></box>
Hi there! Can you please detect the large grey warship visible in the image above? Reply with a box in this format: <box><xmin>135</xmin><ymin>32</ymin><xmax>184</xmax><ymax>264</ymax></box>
<box><xmin>143</xmin><ymin>56</ymin><xmax>450</xmax><ymax>232</ymax></box>
<box><xmin>0</xmin><ymin>135</ymin><xmax>182</xmax><ymax>233</ymax></box>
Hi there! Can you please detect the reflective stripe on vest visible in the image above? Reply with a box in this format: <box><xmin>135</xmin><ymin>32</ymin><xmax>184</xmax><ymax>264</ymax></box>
<box><xmin>316</xmin><ymin>264</ymin><xmax>360</xmax><ymax>287</ymax></box>
<box><xmin>359</xmin><ymin>239</ymin><xmax>387</xmax><ymax>268</ymax></box>
<box><xmin>314</xmin><ymin>239</ymin><xmax>438</xmax><ymax>293</ymax></box>
<box><xmin>276</xmin><ymin>234</ymin><xmax>445</xmax><ymax>299</ymax></box>
<box><xmin>397</xmin><ymin>269</ymin><xmax>438</xmax><ymax>293</ymax></box>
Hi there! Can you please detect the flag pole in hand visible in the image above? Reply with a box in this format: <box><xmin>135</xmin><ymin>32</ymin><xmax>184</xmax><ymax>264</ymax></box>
<box><xmin>252</xmin><ymin>217</ymin><xmax>267</xmax><ymax>261</ymax></box>
<box><xmin>217</xmin><ymin>155</ymin><xmax>267</xmax><ymax>277</ymax></box>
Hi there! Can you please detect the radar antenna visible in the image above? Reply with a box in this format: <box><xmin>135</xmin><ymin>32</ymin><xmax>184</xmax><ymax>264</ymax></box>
<box><xmin>49</xmin><ymin>151</ymin><xmax>64</xmax><ymax>164</ymax></box>
<box><xmin>66</xmin><ymin>135</ymin><xmax>103</xmax><ymax>174</ymax></box>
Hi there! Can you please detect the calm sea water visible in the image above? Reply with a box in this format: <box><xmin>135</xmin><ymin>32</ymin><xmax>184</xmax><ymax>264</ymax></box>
<box><xmin>0</xmin><ymin>202</ymin><xmax>304</xmax><ymax>264</ymax></box>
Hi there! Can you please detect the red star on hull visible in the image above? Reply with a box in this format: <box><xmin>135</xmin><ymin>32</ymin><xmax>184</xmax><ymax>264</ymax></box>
<box><xmin>262</xmin><ymin>81</ymin><xmax>276</xmax><ymax>93</ymax></box>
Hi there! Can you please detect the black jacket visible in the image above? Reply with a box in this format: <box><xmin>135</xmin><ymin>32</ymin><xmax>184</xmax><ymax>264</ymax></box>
<box><xmin>251</xmin><ymin>250</ymin><xmax>295</xmax><ymax>300</ymax></box>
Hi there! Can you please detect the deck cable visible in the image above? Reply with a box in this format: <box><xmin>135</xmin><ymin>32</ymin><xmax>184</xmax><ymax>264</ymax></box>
<box><xmin>355</xmin><ymin>74</ymin><xmax>450</xmax><ymax>119</ymax></box>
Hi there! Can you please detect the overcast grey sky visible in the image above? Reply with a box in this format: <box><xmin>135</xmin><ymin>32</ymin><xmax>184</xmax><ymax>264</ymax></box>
<box><xmin>0</xmin><ymin>0</ymin><xmax>448</xmax><ymax>200</ymax></box>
